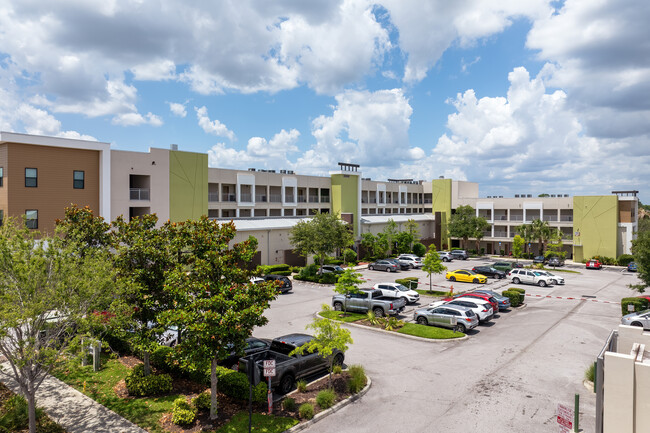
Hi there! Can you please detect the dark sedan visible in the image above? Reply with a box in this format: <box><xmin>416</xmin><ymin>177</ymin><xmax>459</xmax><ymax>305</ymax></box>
<box><xmin>471</xmin><ymin>266</ymin><xmax>506</xmax><ymax>279</ymax></box>
<box><xmin>533</xmin><ymin>255</ymin><xmax>546</xmax><ymax>264</ymax></box>
<box><xmin>368</xmin><ymin>259</ymin><xmax>399</xmax><ymax>272</ymax></box>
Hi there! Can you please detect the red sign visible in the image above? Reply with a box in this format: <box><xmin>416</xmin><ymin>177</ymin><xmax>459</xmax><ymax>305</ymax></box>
<box><xmin>557</xmin><ymin>403</ymin><xmax>573</xmax><ymax>429</ymax></box>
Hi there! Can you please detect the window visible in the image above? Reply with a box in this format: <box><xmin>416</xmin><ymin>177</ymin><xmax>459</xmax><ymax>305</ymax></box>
<box><xmin>73</xmin><ymin>170</ymin><xmax>85</xmax><ymax>189</ymax></box>
<box><xmin>25</xmin><ymin>168</ymin><xmax>37</xmax><ymax>187</ymax></box>
<box><xmin>0</xmin><ymin>210</ymin><xmax>3</xmax><ymax>226</ymax></box>
<box><xmin>25</xmin><ymin>210</ymin><xmax>38</xmax><ymax>229</ymax></box>
<box><xmin>0</xmin><ymin>167</ymin><xmax>3</xmax><ymax>187</ymax></box>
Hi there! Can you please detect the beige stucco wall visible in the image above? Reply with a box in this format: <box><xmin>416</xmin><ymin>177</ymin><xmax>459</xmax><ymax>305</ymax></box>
<box><xmin>603</xmin><ymin>351</ymin><xmax>635</xmax><ymax>433</ymax></box>
<box><xmin>231</xmin><ymin>227</ymin><xmax>295</xmax><ymax>265</ymax></box>
<box><xmin>110</xmin><ymin>148</ymin><xmax>170</xmax><ymax>224</ymax></box>
<box><xmin>617</xmin><ymin>325</ymin><xmax>650</xmax><ymax>354</ymax></box>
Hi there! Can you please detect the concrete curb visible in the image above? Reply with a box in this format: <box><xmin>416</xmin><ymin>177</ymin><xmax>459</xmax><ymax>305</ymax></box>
<box><xmin>315</xmin><ymin>312</ymin><xmax>469</xmax><ymax>342</ymax></box>
<box><xmin>583</xmin><ymin>379</ymin><xmax>595</xmax><ymax>393</ymax></box>
<box><xmin>283</xmin><ymin>375</ymin><xmax>372</xmax><ymax>432</ymax></box>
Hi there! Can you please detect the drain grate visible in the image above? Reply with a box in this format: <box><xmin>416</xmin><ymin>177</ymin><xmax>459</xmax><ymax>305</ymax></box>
<box><xmin>581</xmin><ymin>295</ymin><xmax>596</xmax><ymax>298</ymax></box>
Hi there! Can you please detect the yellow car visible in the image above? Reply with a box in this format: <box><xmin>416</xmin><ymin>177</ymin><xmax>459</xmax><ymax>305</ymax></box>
<box><xmin>445</xmin><ymin>269</ymin><xmax>487</xmax><ymax>284</ymax></box>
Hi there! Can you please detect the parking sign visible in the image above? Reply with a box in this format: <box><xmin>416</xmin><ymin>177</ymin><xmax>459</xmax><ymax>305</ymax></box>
<box><xmin>263</xmin><ymin>359</ymin><xmax>276</xmax><ymax>377</ymax></box>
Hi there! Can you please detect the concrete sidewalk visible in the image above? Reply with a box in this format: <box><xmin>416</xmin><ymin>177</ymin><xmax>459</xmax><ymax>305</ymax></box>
<box><xmin>1</xmin><ymin>364</ymin><xmax>147</xmax><ymax>433</ymax></box>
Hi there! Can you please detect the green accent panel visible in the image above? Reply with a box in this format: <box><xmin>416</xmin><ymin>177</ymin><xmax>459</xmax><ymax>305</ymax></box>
<box><xmin>432</xmin><ymin>179</ymin><xmax>452</xmax><ymax>248</ymax></box>
<box><xmin>169</xmin><ymin>151</ymin><xmax>208</xmax><ymax>221</ymax></box>
<box><xmin>572</xmin><ymin>195</ymin><xmax>618</xmax><ymax>261</ymax></box>
<box><xmin>330</xmin><ymin>173</ymin><xmax>359</xmax><ymax>236</ymax></box>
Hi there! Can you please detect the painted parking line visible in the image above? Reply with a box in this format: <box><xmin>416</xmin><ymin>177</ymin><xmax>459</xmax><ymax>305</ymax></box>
<box><xmin>524</xmin><ymin>293</ymin><xmax>620</xmax><ymax>304</ymax></box>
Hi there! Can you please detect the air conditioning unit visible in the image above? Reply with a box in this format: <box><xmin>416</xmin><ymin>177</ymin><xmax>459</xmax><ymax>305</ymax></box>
<box><xmin>248</xmin><ymin>168</ymin><xmax>256</xmax><ymax>171</ymax></box>
<box><xmin>280</xmin><ymin>170</ymin><xmax>287</xmax><ymax>174</ymax></box>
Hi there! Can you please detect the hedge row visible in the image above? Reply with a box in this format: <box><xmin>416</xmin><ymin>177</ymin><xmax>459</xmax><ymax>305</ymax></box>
<box><xmin>395</xmin><ymin>277</ymin><xmax>418</xmax><ymax>289</ymax></box>
<box><xmin>621</xmin><ymin>297</ymin><xmax>649</xmax><ymax>316</ymax></box>
<box><xmin>124</xmin><ymin>364</ymin><xmax>173</xmax><ymax>396</ymax></box>
<box><xmin>501</xmin><ymin>288</ymin><xmax>525</xmax><ymax>308</ymax></box>
<box><xmin>259</xmin><ymin>264</ymin><xmax>292</xmax><ymax>276</ymax></box>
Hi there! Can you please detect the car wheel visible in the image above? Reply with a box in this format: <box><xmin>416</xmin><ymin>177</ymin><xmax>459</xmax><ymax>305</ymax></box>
<box><xmin>373</xmin><ymin>307</ymin><xmax>384</xmax><ymax>317</ymax></box>
<box><xmin>455</xmin><ymin>323</ymin><xmax>466</xmax><ymax>333</ymax></box>
<box><xmin>538</xmin><ymin>280</ymin><xmax>547</xmax><ymax>287</ymax></box>
<box><xmin>513</xmin><ymin>277</ymin><xmax>520</xmax><ymax>284</ymax></box>
<box><xmin>449</xmin><ymin>276</ymin><xmax>456</xmax><ymax>282</ymax></box>
<box><xmin>333</xmin><ymin>353</ymin><xmax>344</xmax><ymax>366</ymax></box>
<box><xmin>278</xmin><ymin>374</ymin><xmax>295</xmax><ymax>395</ymax></box>
<box><xmin>631</xmin><ymin>322</ymin><xmax>643</xmax><ymax>327</ymax></box>
<box><xmin>333</xmin><ymin>302</ymin><xmax>343</xmax><ymax>311</ymax></box>
<box><xmin>443</xmin><ymin>257</ymin><xmax>449</xmax><ymax>262</ymax></box>
<box><xmin>552</xmin><ymin>279</ymin><xmax>558</xmax><ymax>285</ymax></box>
<box><xmin>416</xmin><ymin>316</ymin><xmax>428</xmax><ymax>325</ymax></box>
<box><xmin>410</xmin><ymin>264</ymin><xmax>414</xmax><ymax>269</ymax></box>
<box><xmin>368</xmin><ymin>265</ymin><xmax>374</xmax><ymax>270</ymax></box>
<box><xmin>473</xmin><ymin>278</ymin><xmax>479</xmax><ymax>284</ymax></box>
<box><xmin>386</xmin><ymin>267</ymin><xmax>391</xmax><ymax>272</ymax></box>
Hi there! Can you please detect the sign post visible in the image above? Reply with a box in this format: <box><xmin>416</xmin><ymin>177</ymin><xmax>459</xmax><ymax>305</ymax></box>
<box><xmin>263</xmin><ymin>360</ymin><xmax>276</xmax><ymax>414</ymax></box>
<box><xmin>557</xmin><ymin>403</ymin><xmax>574</xmax><ymax>432</ymax></box>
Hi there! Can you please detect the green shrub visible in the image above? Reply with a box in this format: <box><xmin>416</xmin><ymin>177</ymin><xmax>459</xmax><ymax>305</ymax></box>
<box><xmin>617</xmin><ymin>254</ymin><xmax>635</xmax><ymax>267</ymax></box>
<box><xmin>192</xmin><ymin>391</ymin><xmax>211</xmax><ymax>411</ymax></box>
<box><xmin>291</xmin><ymin>266</ymin><xmax>302</xmax><ymax>274</ymax></box>
<box><xmin>253</xmin><ymin>382</ymin><xmax>268</xmax><ymax>404</ymax></box>
<box><xmin>0</xmin><ymin>395</ymin><xmax>31</xmax><ymax>431</ymax></box>
<box><xmin>621</xmin><ymin>297</ymin><xmax>649</xmax><ymax>315</ymax></box>
<box><xmin>412</xmin><ymin>243</ymin><xmax>426</xmax><ymax>257</ymax></box>
<box><xmin>585</xmin><ymin>363</ymin><xmax>596</xmax><ymax>383</ymax></box>
<box><xmin>296</xmin><ymin>379</ymin><xmax>308</xmax><ymax>393</ymax></box>
<box><xmin>149</xmin><ymin>345</ymin><xmax>176</xmax><ymax>373</ymax></box>
<box><xmin>348</xmin><ymin>364</ymin><xmax>367</xmax><ymax>394</ymax></box>
<box><xmin>298</xmin><ymin>264</ymin><xmax>318</xmax><ymax>278</ymax></box>
<box><xmin>259</xmin><ymin>264</ymin><xmax>292</xmax><ymax>276</ymax></box>
<box><xmin>343</xmin><ymin>248</ymin><xmax>358</xmax><ymax>264</ymax></box>
<box><xmin>282</xmin><ymin>397</ymin><xmax>296</xmax><ymax>412</ymax></box>
<box><xmin>125</xmin><ymin>364</ymin><xmax>173</xmax><ymax>396</ymax></box>
<box><xmin>319</xmin><ymin>273</ymin><xmax>339</xmax><ymax>284</ymax></box>
<box><xmin>509</xmin><ymin>287</ymin><xmax>525</xmax><ymax>294</ymax></box>
<box><xmin>332</xmin><ymin>365</ymin><xmax>342</xmax><ymax>375</ymax></box>
<box><xmin>171</xmin><ymin>398</ymin><xmax>197</xmax><ymax>426</ymax></box>
<box><xmin>298</xmin><ymin>403</ymin><xmax>314</xmax><ymax>420</ymax></box>
<box><xmin>327</xmin><ymin>259</ymin><xmax>344</xmax><ymax>265</ymax></box>
<box><xmin>592</xmin><ymin>255</ymin><xmax>616</xmax><ymax>265</ymax></box>
<box><xmin>501</xmin><ymin>290</ymin><xmax>522</xmax><ymax>308</ymax></box>
<box><xmin>316</xmin><ymin>389</ymin><xmax>336</xmax><ymax>409</ymax></box>
<box><xmin>395</xmin><ymin>277</ymin><xmax>418</xmax><ymax>289</ymax></box>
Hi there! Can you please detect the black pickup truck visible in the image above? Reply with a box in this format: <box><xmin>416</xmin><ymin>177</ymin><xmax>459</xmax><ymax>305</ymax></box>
<box><xmin>239</xmin><ymin>333</ymin><xmax>344</xmax><ymax>394</ymax></box>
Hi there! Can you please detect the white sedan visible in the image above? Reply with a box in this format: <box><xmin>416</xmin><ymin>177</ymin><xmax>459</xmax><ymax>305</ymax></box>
<box><xmin>373</xmin><ymin>282</ymin><xmax>420</xmax><ymax>304</ymax></box>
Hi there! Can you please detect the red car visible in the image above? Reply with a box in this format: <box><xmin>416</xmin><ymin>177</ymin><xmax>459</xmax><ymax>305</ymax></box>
<box><xmin>446</xmin><ymin>292</ymin><xmax>499</xmax><ymax>315</ymax></box>
<box><xmin>586</xmin><ymin>259</ymin><xmax>602</xmax><ymax>269</ymax></box>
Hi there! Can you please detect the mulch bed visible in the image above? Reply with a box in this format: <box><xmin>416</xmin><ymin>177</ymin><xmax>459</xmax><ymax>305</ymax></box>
<box><xmin>274</xmin><ymin>372</ymin><xmax>353</xmax><ymax>419</ymax></box>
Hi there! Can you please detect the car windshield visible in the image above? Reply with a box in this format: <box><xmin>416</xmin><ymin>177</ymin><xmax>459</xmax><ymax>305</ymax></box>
<box><xmin>395</xmin><ymin>284</ymin><xmax>410</xmax><ymax>291</ymax></box>
<box><xmin>466</xmin><ymin>270</ymin><xmax>477</xmax><ymax>275</ymax></box>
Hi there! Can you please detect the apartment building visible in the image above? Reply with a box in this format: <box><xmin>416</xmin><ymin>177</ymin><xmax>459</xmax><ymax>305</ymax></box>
<box><xmin>0</xmin><ymin>132</ymin><xmax>110</xmax><ymax>234</ymax></box>
<box><xmin>432</xmin><ymin>178</ymin><xmax>638</xmax><ymax>261</ymax></box>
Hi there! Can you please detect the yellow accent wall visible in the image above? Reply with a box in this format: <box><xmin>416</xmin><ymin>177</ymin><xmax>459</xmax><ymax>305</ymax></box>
<box><xmin>331</xmin><ymin>173</ymin><xmax>359</xmax><ymax>236</ymax></box>
<box><xmin>572</xmin><ymin>195</ymin><xmax>618</xmax><ymax>262</ymax></box>
<box><xmin>169</xmin><ymin>151</ymin><xmax>208</xmax><ymax>221</ymax></box>
<box><xmin>432</xmin><ymin>178</ymin><xmax>452</xmax><ymax>249</ymax></box>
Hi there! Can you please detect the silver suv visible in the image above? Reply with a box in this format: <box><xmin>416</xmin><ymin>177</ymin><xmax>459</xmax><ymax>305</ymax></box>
<box><xmin>508</xmin><ymin>269</ymin><xmax>554</xmax><ymax>287</ymax></box>
<box><xmin>437</xmin><ymin>251</ymin><xmax>453</xmax><ymax>262</ymax></box>
<box><xmin>413</xmin><ymin>304</ymin><xmax>479</xmax><ymax>333</ymax></box>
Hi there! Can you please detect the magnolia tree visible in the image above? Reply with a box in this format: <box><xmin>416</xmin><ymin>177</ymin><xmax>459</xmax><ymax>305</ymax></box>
<box><xmin>332</xmin><ymin>268</ymin><xmax>363</xmax><ymax>314</ymax></box>
<box><xmin>422</xmin><ymin>247</ymin><xmax>447</xmax><ymax>293</ymax></box>
<box><xmin>0</xmin><ymin>219</ymin><xmax>117</xmax><ymax>433</ymax></box>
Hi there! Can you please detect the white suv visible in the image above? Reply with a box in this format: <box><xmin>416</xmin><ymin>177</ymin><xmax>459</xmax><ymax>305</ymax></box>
<box><xmin>373</xmin><ymin>282</ymin><xmax>420</xmax><ymax>304</ymax></box>
<box><xmin>508</xmin><ymin>269</ymin><xmax>554</xmax><ymax>287</ymax></box>
<box><xmin>397</xmin><ymin>254</ymin><xmax>423</xmax><ymax>269</ymax></box>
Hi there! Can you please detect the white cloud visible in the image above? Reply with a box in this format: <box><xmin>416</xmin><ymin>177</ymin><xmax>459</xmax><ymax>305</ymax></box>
<box><xmin>195</xmin><ymin>106</ymin><xmax>235</xmax><ymax>140</ymax></box>
<box><xmin>131</xmin><ymin>59</ymin><xmax>176</xmax><ymax>81</ymax></box>
<box><xmin>168</xmin><ymin>102</ymin><xmax>187</xmax><ymax>118</ymax></box>
<box><xmin>112</xmin><ymin>112</ymin><xmax>163</xmax><ymax>127</ymax></box>
<box><xmin>208</xmin><ymin>129</ymin><xmax>300</xmax><ymax>170</ymax></box>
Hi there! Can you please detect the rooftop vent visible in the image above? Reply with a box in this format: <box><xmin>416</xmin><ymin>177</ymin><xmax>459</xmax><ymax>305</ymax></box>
<box><xmin>288</xmin><ymin>170</ymin><xmax>294</xmax><ymax>174</ymax></box>
<box><xmin>248</xmin><ymin>168</ymin><xmax>256</xmax><ymax>171</ymax></box>
<box><xmin>280</xmin><ymin>169</ymin><xmax>287</xmax><ymax>174</ymax></box>
<box><xmin>515</xmin><ymin>194</ymin><xmax>520</xmax><ymax>198</ymax></box>
<box><xmin>564</xmin><ymin>194</ymin><xmax>569</xmax><ymax>197</ymax></box>
<box><xmin>527</xmin><ymin>194</ymin><xmax>532</xmax><ymax>198</ymax></box>
<box><xmin>170</xmin><ymin>144</ymin><xmax>178</xmax><ymax>151</ymax></box>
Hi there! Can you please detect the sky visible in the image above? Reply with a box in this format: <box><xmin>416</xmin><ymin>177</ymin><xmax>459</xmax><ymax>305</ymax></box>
<box><xmin>1</xmin><ymin>0</ymin><xmax>649</xmax><ymax>203</ymax></box>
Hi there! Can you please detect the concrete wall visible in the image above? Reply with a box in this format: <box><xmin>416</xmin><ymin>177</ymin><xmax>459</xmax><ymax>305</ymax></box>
<box><xmin>231</xmin><ymin>227</ymin><xmax>295</xmax><ymax>265</ymax></box>
<box><xmin>169</xmin><ymin>150</ymin><xmax>208</xmax><ymax>221</ymax></box>
<box><xmin>432</xmin><ymin>178</ymin><xmax>452</xmax><ymax>249</ymax></box>
<box><xmin>573</xmin><ymin>195</ymin><xmax>618</xmax><ymax>262</ymax></box>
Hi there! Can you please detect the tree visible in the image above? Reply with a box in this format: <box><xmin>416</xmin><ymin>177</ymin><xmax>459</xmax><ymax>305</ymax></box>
<box><xmin>380</xmin><ymin>219</ymin><xmax>398</xmax><ymax>255</ymax></box>
<box><xmin>630</xmin><ymin>229</ymin><xmax>650</xmax><ymax>293</ymax></box>
<box><xmin>447</xmin><ymin>205</ymin><xmax>476</xmax><ymax>249</ymax></box>
<box><xmin>160</xmin><ymin>217</ymin><xmax>277</xmax><ymax>420</ymax></box>
<box><xmin>472</xmin><ymin>216</ymin><xmax>490</xmax><ymax>254</ymax></box>
<box><xmin>55</xmin><ymin>204</ymin><xmax>113</xmax><ymax>255</ymax></box>
<box><xmin>421</xmin><ymin>247</ymin><xmax>447</xmax><ymax>293</ymax></box>
<box><xmin>0</xmin><ymin>219</ymin><xmax>116</xmax><ymax>433</ymax></box>
<box><xmin>545</xmin><ymin>229</ymin><xmax>567</xmax><ymax>262</ymax></box>
<box><xmin>531</xmin><ymin>219</ymin><xmax>552</xmax><ymax>253</ymax></box>
<box><xmin>404</xmin><ymin>219</ymin><xmax>420</xmax><ymax>251</ymax></box>
<box><xmin>290</xmin><ymin>317</ymin><xmax>352</xmax><ymax>388</ymax></box>
<box><xmin>112</xmin><ymin>214</ymin><xmax>177</xmax><ymax>376</ymax></box>
<box><xmin>517</xmin><ymin>224</ymin><xmax>535</xmax><ymax>256</ymax></box>
<box><xmin>394</xmin><ymin>231</ymin><xmax>414</xmax><ymax>255</ymax></box>
<box><xmin>512</xmin><ymin>235</ymin><xmax>524</xmax><ymax>260</ymax></box>
<box><xmin>333</xmin><ymin>268</ymin><xmax>363</xmax><ymax>314</ymax></box>
<box><xmin>290</xmin><ymin>212</ymin><xmax>353</xmax><ymax>274</ymax></box>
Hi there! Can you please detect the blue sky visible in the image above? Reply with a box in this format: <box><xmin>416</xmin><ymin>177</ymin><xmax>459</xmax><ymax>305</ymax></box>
<box><xmin>1</xmin><ymin>0</ymin><xmax>648</xmax><ymax>203</ymax></box>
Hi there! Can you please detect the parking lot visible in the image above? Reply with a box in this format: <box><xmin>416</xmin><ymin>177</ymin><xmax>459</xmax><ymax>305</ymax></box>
<box><xmin>255</xmin><ymin>259</ymin><xmax>639</xmax><ymax>432</ymax></box>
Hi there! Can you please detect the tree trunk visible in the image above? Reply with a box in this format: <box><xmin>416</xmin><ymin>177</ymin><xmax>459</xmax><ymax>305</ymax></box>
<box><xmin>210</xmin><ymin>357</ymin><xmax>218</xmax><ymax>420</ymax></box>
<box><xmin>143</xmin><ymin>351</ymin><xmax>151</xmax><ymax>376</ymax></box>
<box><xmin>429</xmin><ymin>273</ymin><xmax>432</xmax><ymax>293</ymax></box>
<box><xmin>27</xmin><ymin>386</ymin><xmax>36</xmax><ymax>433</ymax></box>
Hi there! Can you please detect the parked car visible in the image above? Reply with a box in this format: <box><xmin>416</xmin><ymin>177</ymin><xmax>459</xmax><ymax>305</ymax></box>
<box><xmin>413</xmin><ymin>304</ymin><xmax>479</xmax><ymax>333</ymax></box>
<box><xmin>450</xmin><ymin>249</ymin><xmax>469</xmax><ymax>260</ymax></box>
<box><xmin>386</xmin><ymin>258</ymin><xmax>411</xmax><ymax>270</ymax></box>
<box><xmin>533</xmin><ymin>255</ymin><xmax>546</xmax><ymax>265</ymax></box>
<box><xmin>373</xmin><ymin>282</ymin><xmax>420</xmax><ymax>304</ymax></box>
<box><xmin>263</xmin><ymin>275</ymin><xmax>293</xmax><ymax>293</ymax></box>
<box><xmin>492</xmin><ymin>261</ymin><xmax>524</xmax><ymax>272</ymax></box>
<box><xmin>368</xmin><ymin>259</ymin><xmax>399</xmax><ymax>272</ymax></box>
<box><xmin>533</xmin><ymin>270</ymin><xmax>564</xmax><ymax>285</ymax></box>
<box><xmin>430</xmin><ymin>299</ymin><xmax>493</xmax><ymax>323</ymax></box>
<box><xmin>471</xmin><ymin>266</ymin><xmax>506</xmax><ymax>279</ymax></box>
<box><xmin>586</xmin><ymin>259</ymin><xmax>603</xmax><ymax>270</ymax></box>
<box><xmin>219</xmin><ymin>337</ymin><xmax>271</xmax><ymax>368</ymax></box>
<box><xmin>321</xmin><ymin>265</ymin><xmax>344</xmax><ymax>273</ymax></box>
<box><xmin>397</xmin><ymin>254</ymin><xmax>423</xmax><ymax>269</ymax></box>
<box><xmin>445</xmin><ymin>269</ymin><xmax>487</xmax><ymax>284</ymax></box>
<box><xmin>621</xmin><ymin>309</ymin><xmax>650</xmax><ymax>330</ymax></box>
<box><xmin>508</xmin><ymin>268</ymin><xmax>554</xmax><ymax>287</ymax></box>
<box><xmin>437</xmin><ymin>251</ymin><xmax>454</xmax><ymax>262</ymax></box>
<box><xmin>450</xmin><ymin>292</ymin><xmax>499</xmax><ymax>315</ymax></box>
<box><xmin>628</xmin><ymin>262</ymin><xmax>638</xmax><ymax>272</ymax></box>
<box><xmin>239</xmin><ymin>333</ymin><xmax>344</xmax><ymax>394</ymax></box>
<box><xmin>472</xmin><ymin>289</ymin><xmax>511</xmax><ymax>311</ymax></box>
<box><xmin>547</xmin><ymin>257</ymin><xmax>564</xmax><ymax>267</ymax></box>
<box><xmin>331</xmin><ymin>288</ymin><xmax>407</xmax><ymax>317</ymax></box>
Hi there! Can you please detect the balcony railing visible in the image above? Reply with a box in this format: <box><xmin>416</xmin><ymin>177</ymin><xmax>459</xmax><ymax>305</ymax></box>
<box><xmin>543</xmin><ymin>215</ymin><xmax>558</xmax><ymax>221</ymax></box>
<box><xmin>510</xmin><ymin>215</ymin><xmax>523</xmax><ymax>221</ymax></box>
<box><xmin>493</xmin><ymin>231</ymin><xmax>508</xmax><ymax>237</ymax></box>
<box><xmin>285</xmin><ymin>195</ymin><xmax>295</xmax><ymax>203</ymax></box>
<box><xmin>321</xmin><ymin>196</ymin><xmax>330</xmax><ymax>203</ymax></box>
<box><xmin>222</xmin><ymin>193</ymin><xmax>236</xmax><ymax>202</ymax></box>
<box><xmin>495</xmin><ymin>215</ymin><xmax>507</xmax><ymax>220</ymax></box>
<box><xmin>309</xmin><ymin>196</ymin><xmax>319</xmax><ymax>203</ymax></box>
<box><xmin>240</xmin><ymin>193</ymin><xmax>252</xmax><ymax>202</ymax></box>
<box><xmin>270</xmin><ymin>194</ymin><xmax>282</xmax><ymax>203</ymax></box>
<box><xmin>256</xmin><ymin>195</ymin><xmax>267</xmax><ymax>202</ymax></box>
<box><xmin>208</xmin><ymin>192</ymin><xmax>219</xmax><ymax>202</ymax></box>
<box><xmin>298</xmin><ymin>196</ymin><xmax>307</xmax><ymax>203</ymax></box>
<box><xmin>130</xmin><ymin>188</ymin><xmax>150</xmax><ymax>200</ymax></box>
<box><xmin>560</xmin><ymin>216</ymin><xmax>573</xmax><ymax>221</ymax></box>
<box><xmin>424</xmin><ymin>199</ymin><xmax>432</xmax><ymax>204</ymax></box>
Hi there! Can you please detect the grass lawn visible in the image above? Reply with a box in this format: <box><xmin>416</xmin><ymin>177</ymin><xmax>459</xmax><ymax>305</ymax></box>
<box><xmin>320</xmin><ymin>310</ymin><xmax>366</xmax><ymax>322</ymax></box>
<box><xmin>543</xmin><ymin>268</ymin><xmax>580</xmax><ymax>274</ymax></box>
<box><xmin>215</xmin><ymin>412</ymin><xmax>298</xmax><ymax>433</ymax></box>
<box><xmin>396</xmin><ymin>323</ymin><xmax>464</xmax><ymax>339</ymax></box>
<box><xmin>415</xmin><ymin>289</ymin><xmax>451</xmax><ymax>297</ymax></box>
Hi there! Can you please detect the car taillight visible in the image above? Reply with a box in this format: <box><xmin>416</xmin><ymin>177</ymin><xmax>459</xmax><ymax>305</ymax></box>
<box><xmin>465</xmin><ymin>318</ymin><xmax>472</xmax><ymax>322</ymax></box>
<box><xmin>390</xmin><ymin>303</ymin><xmax>393</xmax><ymax>309</ymax></box>
<box><xmin>482</xmin><ymin>309</ymin><xmax>488</xmax><ymax>312</ymax></box>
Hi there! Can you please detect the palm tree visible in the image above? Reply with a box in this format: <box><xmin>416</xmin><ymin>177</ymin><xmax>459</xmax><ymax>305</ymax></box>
<box><xmin>531</xmin><ymin>219</ymin><xmax>552</xmax><ymax>254</ymax></box>
<box><xmin>516</xmin><ymin>224</ymin><xmax>535</xmax><ymax>256</ymax></box>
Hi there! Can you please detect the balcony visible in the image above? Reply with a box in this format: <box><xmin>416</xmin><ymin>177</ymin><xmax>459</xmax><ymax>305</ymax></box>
<box><xmin>543</xmin><ymin>215</ymin><xmax>558</xmax><ymax>222</ymax></box>
<box><xmin>240</xmin><ymin>193</ymin><xmax>252</xmax><ymax>202</ymax></box>
<box><xmin>208</xmin><ymin>192</ymin><xmax>219</xmax><ymax>202</ymax></box>
<box><xmin>270</xmin><ymin>194</ymin><xmax>282</xmax><ymax>203</ymax></box>
<box><xmin>424</xmin><ymin>199</ymin><xmax>432</xmax><ymax>204</ymax></box>
<box><xmin>298</xmin><ymin>196</ymin><xmax>307</xmax><ymax>203</ymax></box>
<box><xmin>256</xmin><ymin>194</ymin><xmax>267</xmax><ymax>202</ymax></box>
<box><xmin>222</xmin><ymin>193</ymin><xmax>236</xmax><ymax>202</ymax></box>
<box><xmin>493</xmin><ymin>231</ymin><xmax>508</xmax><ymax>237</ymax></box>
<box><xmin>285</xmin><ymin>195</ymin><xmax>295</xmax><ymax>203</ymax></box>
<box><xmin>321</xmin><ymin>196</ymin><xmax>330</xmax><ymax>203</ymax></box>
<box><xmin>130</xmin><ymin>188</ymin><xmax>150</xmax><ymax>201</ymax></box>
<box><xmin>309</xmin><ymin>196</ymin><xmax>319</xmax><ymax>203</ymax></box>
<box><xmin>560</xmin><ymin>216</ymin><xmax>573</xmax><ymax>222</ymax></box>
<box><xmin>510</xmin><ymin>215</ymin><xmax>523</xmax><ymax>221</ymax></box>
<box><xmin>495</xmin><ymin>215</ymin><xmax>508</xmax><ymax>221</ymax></box>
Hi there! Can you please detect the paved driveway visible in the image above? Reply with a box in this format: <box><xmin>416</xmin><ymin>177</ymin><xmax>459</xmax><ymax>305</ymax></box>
<box><xmin>256</xmin><ymin>260</ymin><xmax>637</xmax><ymax>432</ymax></box>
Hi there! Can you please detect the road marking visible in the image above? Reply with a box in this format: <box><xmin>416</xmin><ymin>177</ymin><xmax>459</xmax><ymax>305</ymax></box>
<box><xmin>525</xmin><ymin>293</ymin><xmax>619</xmax><ymax>304</ymax></box>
